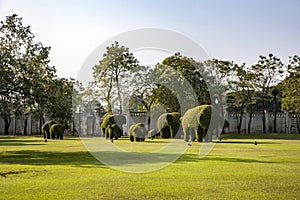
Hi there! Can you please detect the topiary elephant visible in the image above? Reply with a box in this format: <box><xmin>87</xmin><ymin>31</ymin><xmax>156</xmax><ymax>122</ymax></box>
<box><xmin>157</xmin><ymin>112</ymin><xmax>181</xmax><ymax>138</ymax></box>
<box><xmin>182</xmin><ymin>105</ymin><xmax>229</xmax><ymax>142</ymax></box>
<box><xmin>101</xmin><ymin>114</ymin><xmax>126</xmax><ymax>139</ymax></box>
<box><xmin>42</xmin><ymin>120</ymin><xmax>56</xmax><ymax>139</ymax></box>
<box><xmin>128</xmin><ymin>123</ymin><xmax>148</xmax><ymax>142</ymax></box>
<box><xmin>49</xmin><ymin>123</ymin><xmax>64</xmax><ymax>140</ymax></box>
<box><xmin>105</xmin><ymin>124</ymin><xmax>123</xmax><ymax>140</ymax></box>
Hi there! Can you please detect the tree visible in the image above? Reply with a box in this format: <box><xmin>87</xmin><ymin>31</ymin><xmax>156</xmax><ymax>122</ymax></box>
<box><xmin>0</xmin><ymin>14</ymin><xmax>55</xmax><ymax>134</ymax></box>
<box><xmin>281</xmin><ymin>55</ymin><xmax>300</xmax><ymax>133</ymax></box>
<box><xmin>271</xmin><ymin>87</ymin><xmax>280</xmax><ymax>133</ymax></box>
<box><xmin>203</xmin><ymin>58</ymin><xmax>235</xmax><ymax>134</ymax></box>
<box><xmin>130</xmin><ymin>66</ymin><xmax>157</xmax><ymax>131</ymax></box>
<box><xmin>45</xmin><ymin>78</ymin><xmax>75</xmax><ymax>123</ymax></box>
<box><xmin>93</xmin><ymin>41</ymin><xmax>139</xmax><ymax>113</ymax></box>
<box><xmin>251</xmin><ymin>54</ymin><xmax>284</xmax><ymax>133</ymax></box>
<box><xmin>162</xmin><ymin>53</ymin><xmax>211</xmax><ymax>106</ymax></box>
<box><xmin>0</xmin><ymin>14</ymin><xmax>73</xmax><ymax>135</ymax></box>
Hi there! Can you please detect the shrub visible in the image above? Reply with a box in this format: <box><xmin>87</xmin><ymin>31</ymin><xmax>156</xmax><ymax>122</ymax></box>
<box><xmin>101</xmin><ymin>114</ymin><xmax>126</xmax><ymax>139</ymax></box>
<box><xmin>105</xmin><ymin>124</ymin><xmax>123</xmax><ymax>140</ymax></box>
<box><xmin>42</xmin><ymin>120</ymin><xmax>56</xmax><ymax>139</ymax></box>
<box><xmin>49</xmin><ymin>123</ymin><xmax>64</xmax><ymax>140</ymax></box>
<box><xmin>157</xmin><ymin>112</ymin><xmax>181</xmax><ymax>138</ymax></box>
<box><xmin>128</xmin><ymin>123</ymin><xmax>148</xmax><ymax>142</ymax></box>
<box><xmin>182</xmin><ymin>105</ymin><xmax>229</xmax><ymax>142</ymax></box>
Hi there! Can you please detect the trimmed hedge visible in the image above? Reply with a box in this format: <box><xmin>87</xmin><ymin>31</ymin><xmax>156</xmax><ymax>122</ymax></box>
<box><xmin>49</xmin><ymin>123</ymin><xmax>64</xmax><ymax>140</ymax></box>
<box><xmin>105</xmin><ymin>124</ymin><xmax>123</xmax><ymax>140</ymax></box>
<box><xmin>42</xmin><ymin>120</ymin><xmax>56</xmax><ymax>139</ymax></box>
<box><xmin>128</xmin><ymin>123</ymin><xmax>148</xmax><ymax>142</ymax></box>
<box><xmin>101</xmin><ymin>114</ymin><xmax>126</xmax><ymax>139</ymax></box>
<box><xmin>182</xmin><ymin>105</ymin><xmax>229</xmax><ymax>142</ymax></box>
<box><xmin>157</xmin><ymin>112</ymin><xmax>181</xmax><ymax>138</ymax></box>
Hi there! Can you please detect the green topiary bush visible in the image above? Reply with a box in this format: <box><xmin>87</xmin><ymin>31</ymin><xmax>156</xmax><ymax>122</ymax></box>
<box><xmin>157</xmin><ymin>112</ymin><xmax>181</xmax><ymax>138</ymax></box>
<box><xmin>42</xmin><ymin>120</ymin><xmax>56</xmax><ymax>139</ymax></box>
<box><xmin>101</xmin><ymin>114</ymin><xmax>126</xmax><ymax>139</ymax></box>
<box><xmin>182</xmin><ymin>105</ymin><xmax>229</xmax><ymax>142</ymax></box>
<box><xmin>49</xmin><ymin>123</ymin><xmax>64</xmax><ymax>140</ymax></box>
<box><xmin>128</xmin><ymin>123</ymin><xmax>148</xmax><ymax>142</ymax></box>
<box><xmin>105</xmin><ymin>124</ymin><xmax>123</xmax><ymax>140</ymax></box>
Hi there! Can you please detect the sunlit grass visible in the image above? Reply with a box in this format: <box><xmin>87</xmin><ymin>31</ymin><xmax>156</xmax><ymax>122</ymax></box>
<box><xmin>0</xmin><ymin>134</ymin><xmax>300</xmax><ymax>199</ymax></box>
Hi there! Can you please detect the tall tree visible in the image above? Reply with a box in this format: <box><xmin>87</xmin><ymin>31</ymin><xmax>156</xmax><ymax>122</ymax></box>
<box><xmin>93</xmin><ymin>42</ymin><xmax>139</xmax><ymax>113</ymax></box>
<box><xmin>251</xmin><ymin>54</ymin><xmax>284</xmax><ymax>133</ymax></box>
<box><xmin>161</xmin><ymin>53</ymin><xmax>211</xmax><ymax>108</ymax></box>
<box><xmin>228</xmin><ymin>64</ymin><xmax>256</xmax><ymax>134</ymax></box>
<box><xmin>282</xmin><ymin>55</ymin><xmax>300</xmax><ymax>133</ymax></box>
<box><xmin>0</xmin><ymin>14</ymin><xmax>55</xmax><ymax>134</ymax></box>
<box><xmin>130</xmin><ymin>66</ymin><xmax>157</xmax><ymax>131</ymax></box>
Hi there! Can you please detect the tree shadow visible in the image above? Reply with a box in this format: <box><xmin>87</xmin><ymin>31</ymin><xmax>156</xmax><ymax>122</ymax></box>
<box><xmin>0</xmin><ymin>150</ymin><xmax>106</xmax><ymax>168</ymax></box>
<box><xmin>177</xmin><ymin>153</ymin><xmax>278</xmax><ymax>164</ymax></box>
<box><xmin>0</xmin><ymin>139</ymin><xmax>47</xmax><ymax>146</ymax></box>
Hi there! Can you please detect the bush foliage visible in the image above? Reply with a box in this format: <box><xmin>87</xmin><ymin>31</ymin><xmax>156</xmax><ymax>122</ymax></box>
<box><xmin>128</xmin><ymin>123</ymin><xmax>148</xmax><ymax>142</ymax></box>
<box><xmin>157</xmin><ymin>112</ymin><xmax>181</xmax><ymax>138</ymax></box>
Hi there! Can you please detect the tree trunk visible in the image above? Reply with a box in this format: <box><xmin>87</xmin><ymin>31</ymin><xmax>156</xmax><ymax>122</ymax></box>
<box><xmin>146</xmin><ymin>108</ymin><xmax>151</xmax><ymax>132</ymax></box>
<box><xmin>237</xmin><ymin>112</ymin><xmax>243</xmax><ymax>134</ymax></box>
<box><xmin>115</xmin><ymin>69</ymin><xmax>122</xmax><ymax>114</ymax></box>
<box><xmin>247</xmin><ymin>105</ymin><xmax>254</xmax><ymax>134</ymax></box>
<box><xmin>39</xmin><ymin>116</ymin><xmax>45</xmax><ymax>135</ymax></box>
<box><xmin>297</xmin><ymin>116</ymin><xmax>300</xmax><ymax>134</ymax></box>
<box><xmin>3</xmin><ymin>115</ymin><xmax>11</xmax><ymax>135</ymax></box>
<box><xmin>24</xmin><ymin>116</ymin><xmax>28</xmax><ymax>135</ymax></box>
<box><xmin>262</xmin><ymin>110</ymin><xmax>266</xmax><ymax>133</ymax></box>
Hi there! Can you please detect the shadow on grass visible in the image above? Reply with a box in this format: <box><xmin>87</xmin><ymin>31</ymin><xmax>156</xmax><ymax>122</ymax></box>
<box><xmin>0</xmin><ymin>149</ymin><xmax>279</xmax><ymax>170</ymax></box>
<box><xmin>177</xmin><ymin>154</ymin><xmax>278</xmax><ymax>164</ymax></box>
<box><xmin>0</xmin><ymin>139</ymin><xmax>46</xmax><ymax>146</ymax></box>
<box><xmin>0</xmin><ymin>150</ymin><xmax>106</xmax><ymax>168</ymax></box>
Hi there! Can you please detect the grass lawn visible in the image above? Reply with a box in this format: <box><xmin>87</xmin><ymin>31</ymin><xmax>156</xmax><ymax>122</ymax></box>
<box><xmin>0</xmin><ymin>134</ymin><xmax>300</xmax><ymax>199</ymax></box>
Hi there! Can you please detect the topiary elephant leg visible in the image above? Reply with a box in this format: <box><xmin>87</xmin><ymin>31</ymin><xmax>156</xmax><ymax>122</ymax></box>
<box><xmin>130</xmin><ymin>135</ymin><xmax>134</xmax><ymax>142</ymax></box>
<box><xmin>196</xmin><ymin>126</ymin><xmax>204</xmax><ymax>142</ymax></box>
<box><xmin>190</xmin><ymin>128</ymin><xmax>196</xmax><ymax>142</ymax></box>
<box><xmin>183</xmin><ymin>128</ymin><xmax>188</xmax><ymax>142</ymax></box>
<box><xmin>47</xmin><ymin>130</ymin><xmax>51</xmax><ymax>139</ymax></box>
<box><xmin>104</xmin><ymin>128</ymin><xmax>109</xmax><ymax>139</ymax></box>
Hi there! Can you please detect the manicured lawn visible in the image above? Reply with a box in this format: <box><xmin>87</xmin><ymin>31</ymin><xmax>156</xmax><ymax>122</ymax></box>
<box><xmin>0</xmin><ymin>134</ymin><xmax>300</xmax><ymax>199</ymax></box>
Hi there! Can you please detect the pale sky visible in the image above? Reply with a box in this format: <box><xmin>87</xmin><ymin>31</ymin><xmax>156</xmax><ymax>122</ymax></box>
<box><xmin>1</xmin><ymin>0</ymin><xmax>299</xmax><ymax>79</ymax></box>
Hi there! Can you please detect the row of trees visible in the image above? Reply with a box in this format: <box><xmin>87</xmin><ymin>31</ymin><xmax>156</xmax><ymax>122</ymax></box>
<box><xmin>0</xmin><ymin>15</ymin><xmax>74</xmax><ymax>135</ymax></box>
<box><xmin>84</xmin><ymin>42</ymin><xmax>299</xmax><ymax>134</ymax></box>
